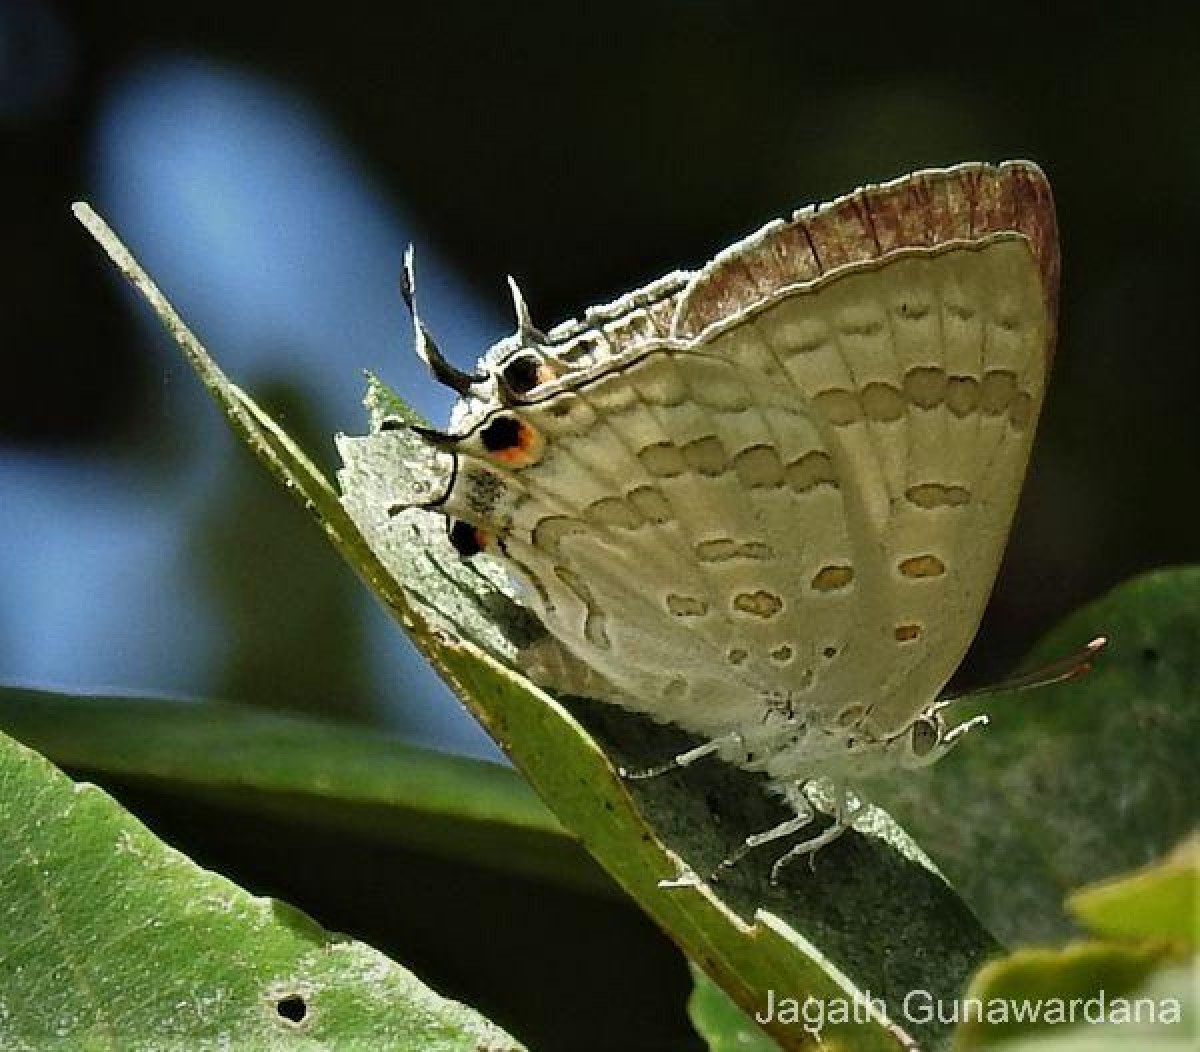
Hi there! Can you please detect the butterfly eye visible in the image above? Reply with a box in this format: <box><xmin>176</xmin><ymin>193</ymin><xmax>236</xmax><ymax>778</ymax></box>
<box><xmin>910</xmin><ymin>717</ymin><xmax>940</xmax><ymax>757</ymax></box>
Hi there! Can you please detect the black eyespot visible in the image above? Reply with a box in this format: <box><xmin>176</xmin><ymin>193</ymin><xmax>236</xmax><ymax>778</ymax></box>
<box><xmin>481</xmin><ymin>415</ymin><xmax>521</xmax><ymax>452</ymax></box>
<box><xmin>380</xmin><ymin>417</ymin><xmax>405</xmax><ymax>431</ymax></box>
<box><xmin>911</xmin><ymin>718</ymin><xmax>938</xmax><ymax>757</ymax></box>
<box><xmin>448</xmin><ymin>519</ymin><xmax>484</xmax><ymax>557</ymax></box>
<box><xmin>502</xmin><ymin>353</ymin><xmax>542</xmax><ymax>395</ymax></box>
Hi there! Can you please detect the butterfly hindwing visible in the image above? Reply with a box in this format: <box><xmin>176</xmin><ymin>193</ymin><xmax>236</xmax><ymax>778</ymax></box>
<box><xmin>440</xmin><ymin>348</ymin><xmax>855</xmax><ymax>736</ymax></box>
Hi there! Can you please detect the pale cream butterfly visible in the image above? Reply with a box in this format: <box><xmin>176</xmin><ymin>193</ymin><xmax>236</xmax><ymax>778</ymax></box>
<box><xmin>390</xmin><ymin>161</ymin><xmax>1095</xmax><ymax>880</ymax></box>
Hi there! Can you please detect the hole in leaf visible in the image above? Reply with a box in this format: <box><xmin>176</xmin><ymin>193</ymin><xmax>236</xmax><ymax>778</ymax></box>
<box><xmin>275</xmin><ymin>994</ymin><xmax>308</xmax><ymax>1024</ymax></box>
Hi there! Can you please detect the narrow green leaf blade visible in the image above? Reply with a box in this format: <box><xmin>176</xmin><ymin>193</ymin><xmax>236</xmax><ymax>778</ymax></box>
<box><xmin>688</xmin><ymin>964</ymin><xmax>782</xmax><ymax>1052</ymax></box>
<box><xmin>0</xmin><ymin>687</ymin><xmax>604</xmax><ymax>895</ymax></box>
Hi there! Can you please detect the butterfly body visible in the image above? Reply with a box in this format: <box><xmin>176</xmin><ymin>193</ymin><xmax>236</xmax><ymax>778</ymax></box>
<box><xmin>402</xmin><ymin>162</ymin><xmax>1059</xmax><ymax>861</ymax></box>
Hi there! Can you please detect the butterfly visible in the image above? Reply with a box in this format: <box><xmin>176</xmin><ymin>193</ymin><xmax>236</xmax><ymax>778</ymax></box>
<box><xmin>391</xmin><ymin>161</ymin><xmax>1092</xmax><ymax>880</ymax></box>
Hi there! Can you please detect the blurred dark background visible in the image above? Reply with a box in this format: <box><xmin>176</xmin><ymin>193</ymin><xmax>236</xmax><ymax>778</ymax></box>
<box><xmin>3</xmin><ymin>1</ymin><xmax>1198</xmax><ymax>1047</ymax></box>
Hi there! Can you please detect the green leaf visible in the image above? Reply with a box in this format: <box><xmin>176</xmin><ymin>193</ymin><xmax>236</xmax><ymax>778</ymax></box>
<box><xmin>953</xmin><ymin>942</ymin><xmax>1174</xmax><ymax>1050</ymax></box>
<box><xmin>866</xmin><ymin>566</ymin><xmax>1200</xmax><ymax>947</ymax></box>
<box><xmin>688</xmin><ymin>964</ymin><xmax>782</xmax><ymax>1051</ymax></box>
<box><xmin>0</xmin><ymin>686</ymin><xmax>608</xmax><ymax>897</ymax></box>
<box><xmin>952</xmin><ymin>845</ymin><xmax>1198</xmax><ymax>1050</ymax></box>
<box><xmin>0</xmin><ymin>728</ymin><xmax>521</xmax><ymax>1051</ymax></box>
<box><xmin>1067</xmin><ymin>836</ymin><xmax>1199</xmax><ymax>947</ymax></box>
<box><xmin>968</xmin><ymin>961</ymin><xmax>1196</xmax><ymax>1051</ymax></box>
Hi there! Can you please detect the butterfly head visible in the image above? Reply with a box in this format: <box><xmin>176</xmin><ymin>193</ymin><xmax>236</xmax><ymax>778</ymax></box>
<box><xmin>884</xmin><ymin>636</ymin><xmax>1108</xmax><ymax>772</ymax></box>
<box><xmin>887</xmin><ymin>706</ymin><xmax>988</xmax><ymax>770</ymax></box>
<box><xmin>891</xmin><ymin>710</ymin><xmax>948</xmax><ymax>769</ymax></box>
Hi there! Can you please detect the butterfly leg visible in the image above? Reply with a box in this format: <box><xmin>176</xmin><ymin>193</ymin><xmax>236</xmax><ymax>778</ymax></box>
<box><xmin>620</xmin><ymin>731</ymin><xmax>745</xmax><ymax>781</ymax></box>
<box><xmin>767</xmin><ymin>782</ymin><xmax>853</xmax><ymax>884</ymax></box>
<box><xmin>713</xmin><ymin>782</ymin><xmax>816</xmax><ymax>877</ymax></box>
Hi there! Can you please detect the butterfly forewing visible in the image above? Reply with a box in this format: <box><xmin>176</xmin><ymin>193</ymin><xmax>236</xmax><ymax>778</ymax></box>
<box><xmin>699</xmin><ymin>236</ymin><xmax>1050</xmax><ymax>733</ymax></box>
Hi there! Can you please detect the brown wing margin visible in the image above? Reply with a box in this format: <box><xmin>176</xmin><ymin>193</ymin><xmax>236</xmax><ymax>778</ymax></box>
<box><xmin>673</xmin><ymin>161</ymin><xmax>1060</xmax><ymax>364</ymax></box>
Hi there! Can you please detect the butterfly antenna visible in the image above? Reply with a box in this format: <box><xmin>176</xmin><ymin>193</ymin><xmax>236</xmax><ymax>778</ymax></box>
<box><xmin>400</xmin><ymin>246</ymin><xmax>485</xmax><ymax>396</ymax></box>
<box><xmin>936</xmin><ymin>636</ymin><xmax>1107</xmax><ymax>708</ymax></box>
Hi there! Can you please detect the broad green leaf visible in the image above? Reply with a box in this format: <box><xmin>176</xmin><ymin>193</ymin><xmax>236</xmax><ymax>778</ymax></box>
<box><xmin>1067</xmin><ymin>835</ymin><xmax>1198</xmax><ymax>947</ymax></box>
<box><xmin>0</xmin><ymin>728</ymin><xmax>520</xmax><ymax>1051</ymax></box>
<box><xmin>687</xmin><ymin>965</ymin><xmax>782</xmax><ymax>1051</ymax></box>
<box><xmin>953</xmin><ymin>846</ymin><xmax>1198</xmax><ymax>1050</ymax></box>
<box><xmin>953</xmin><ymin>942</ymin><xmax>1174</xmax><ymax>1049</ymax></box>
<box><xmin>0</xmin><ymin>686</ymin><xmax>605</xmax><ymax>896</ymax></box>
<box><xmin>972</xmin><ymin>961</ymin><xmax>1195</xmax><ymax>1051</ymax></box>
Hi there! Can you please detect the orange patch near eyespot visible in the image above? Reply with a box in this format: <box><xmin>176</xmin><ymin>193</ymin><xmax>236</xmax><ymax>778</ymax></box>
<box><xmin>498</xmin><ymin>420</ymin><xmax>544</xmax><ymax>467</ymax></box>
<box><xmin>894</xmin><ymin>623</ymin><xmax>922</xmax><ymax>642</ymax></box>
<box><xmin>481</xmin><ymin>414</ymin><xmax>545</xmax><ymax>468</ymax></box>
